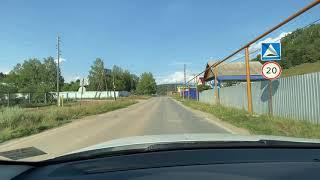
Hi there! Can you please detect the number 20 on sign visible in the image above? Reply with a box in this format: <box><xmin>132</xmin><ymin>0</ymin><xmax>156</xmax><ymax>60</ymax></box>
<box><xmin>261</xmin><ymin>61</ymin><xmax>282</xmax><ymax>80</ymax></box>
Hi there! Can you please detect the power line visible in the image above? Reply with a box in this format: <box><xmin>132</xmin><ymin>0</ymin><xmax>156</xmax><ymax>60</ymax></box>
<box><xmin>219</xmin><ymin>17</ymin><xmax>320</xmax><ymax>67</ymax></box>
<box><xmin>301</xmin><ymin>17</ymin><xmax>320</xmax><ymax>29</ymax></box>
<box><xmin>187</xmin><ymin>0</ymin><xmax>320</xmax><ymax>84</ymax></box>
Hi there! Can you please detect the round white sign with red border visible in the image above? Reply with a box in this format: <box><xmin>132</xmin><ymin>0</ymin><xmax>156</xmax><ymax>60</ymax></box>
<box><xmin>261</xmin><ymin>61</ymin><xmax>282</xmax><ymax>80</ymax></box>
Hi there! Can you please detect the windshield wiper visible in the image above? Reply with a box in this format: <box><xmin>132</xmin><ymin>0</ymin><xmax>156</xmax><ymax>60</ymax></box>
<box><xmin>46</xmin><ymin>140</ymin><xmax>320</xmax><ymax>164</ymax></box>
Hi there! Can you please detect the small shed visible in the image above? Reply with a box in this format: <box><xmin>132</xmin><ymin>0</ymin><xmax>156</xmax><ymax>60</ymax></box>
<box><xmin>203</xmin><ymin>61</ymin><xmax>264</xmax><ymax>82</ymax></box>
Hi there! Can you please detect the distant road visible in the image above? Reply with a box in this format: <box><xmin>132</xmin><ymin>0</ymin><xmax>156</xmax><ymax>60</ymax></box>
<box><xmin>0</xmin><ymin>97</ymin><xmax>229</xmax><ymax>161</ymax></box>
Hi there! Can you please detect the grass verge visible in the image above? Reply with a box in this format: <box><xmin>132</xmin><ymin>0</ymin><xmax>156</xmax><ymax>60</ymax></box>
<box><xmin>122</xmin><ymin>95</ymin><xmax>152</xmax><ymax>100</ymax></box>
<box><xmin>177</xmin><ymin>98</ymin><xmax>320</xmax><ymax>139</ymax></box>
<box><xmin>282</xmin><ymin>61</ymin><xmax>320</xmax><ymax>77</ymax></box>
<box><xmin>0</xmin><ymin>99</ymin><xmax>137</xmax><ymax>143</ymax></box>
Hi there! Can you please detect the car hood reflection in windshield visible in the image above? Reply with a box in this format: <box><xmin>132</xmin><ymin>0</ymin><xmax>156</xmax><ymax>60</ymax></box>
<box><xmin>55</xmin><ymin>133</ymin><xmax>320</xmax><ymax>161</ymax></box>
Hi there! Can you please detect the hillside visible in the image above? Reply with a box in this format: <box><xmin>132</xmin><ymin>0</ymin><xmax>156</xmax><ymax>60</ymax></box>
<box><xmin>282</xmin><ymin>61</ymin><xmax>320</xmax><ymax>77</ymax></box>
<box><xmin>157</xmin><ymin>84</ymin><xmax>181</xmax><ymax>95</ymax></box>
<box><xmin>252</xmin><ymin>24</ymin><xmax>320</xmax><ymax>77</ymax></box>
<box><xmin>280</xmin><ymin>24</ymin><xmax>320</xmax><ymax>69</ymax></box>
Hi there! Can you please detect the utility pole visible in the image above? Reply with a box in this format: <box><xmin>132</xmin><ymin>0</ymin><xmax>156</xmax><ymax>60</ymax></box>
<box><xmin>113</xmin><ymin>74</ymin><xmax>116</xmax><ymax>101</ymax></box>
<box><xmin>183</xmin><ymin>64</ymin><xmax>186</xmax><ymax>99</ymax></box>
<box><xmin>56</xmin><ymin>35</ymin><xmax>61</xmax><ymax>106</ymax></box>
<box><xmin>194</xmin><ymin>74</ymin><xmax>198</xmax><ymax>101</ymax></box>
<box><xmin>105</xmin><ymin>78</ymin><xmax>108</xmax><ymax>98</ymax></box>
<box><xmin>81</xmin><ymin>78</ymin><xmax>84</xmax><ymax>101</ymax></box>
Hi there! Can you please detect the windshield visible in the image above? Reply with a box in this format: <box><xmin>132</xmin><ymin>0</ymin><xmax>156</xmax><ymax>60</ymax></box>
<box><xmin>0</xmin><ymin>0</ymin><xmax>320</xmax><ymax>162</ymax></box>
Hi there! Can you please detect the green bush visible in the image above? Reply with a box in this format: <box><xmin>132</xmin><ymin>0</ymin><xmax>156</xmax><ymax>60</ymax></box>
<box><xmin>181</xmin><ymin>99</ymin><xmax>320</xmax><ymax>139</ymax></box>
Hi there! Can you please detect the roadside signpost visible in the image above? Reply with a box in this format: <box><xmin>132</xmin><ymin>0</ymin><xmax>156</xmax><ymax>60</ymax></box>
<box><xmin>261</xmin><ymin>61</ymin><xmax>282</xmax><ymax>80</ymax></box>
<box><xmin>261</xmin><ymin>42</ymin><xmax>282</xmax><ymax>116</ymax></box>
<box><xmin>261</xmin><ymin>42</ymin><xmax>281</xmax><ymax>61</ymax></box>
<box><xmin>261</xmin><ymin>41</ymin><xmax>282</xmax><ymax>80</ymax></box>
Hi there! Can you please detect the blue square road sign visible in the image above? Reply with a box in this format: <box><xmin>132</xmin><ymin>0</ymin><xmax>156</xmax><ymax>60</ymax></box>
<box><xmin>261</xmin><ymin>42</ymin><xmax>281</xmax><ymax>61</ymax></box>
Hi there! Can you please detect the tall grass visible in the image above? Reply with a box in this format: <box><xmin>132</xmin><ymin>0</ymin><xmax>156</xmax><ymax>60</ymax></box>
<box><xmin>0</xmin><ymin>100</ymin><xmax>136</xmax><ymax>143</ymax></box>
<box><xmin>180</xmin><ymin>99</ymin><xmax>320</xmax><ymax>139</ymax></box>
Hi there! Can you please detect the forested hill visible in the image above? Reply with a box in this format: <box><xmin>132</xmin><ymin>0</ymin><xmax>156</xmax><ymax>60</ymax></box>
<box><xmin>157</xmin><ymin>84</ymin><xmax>181</xmax><ymax>95</ymax></box>
<box><xmin>280</xmin><ymin>24</ymin><xmax>320</xmax><ymax>69</ymax></box>
<box><xmin>253</xmin><ymin>24</ymin><xmax>320</xmax><ymax>69</ymax></box>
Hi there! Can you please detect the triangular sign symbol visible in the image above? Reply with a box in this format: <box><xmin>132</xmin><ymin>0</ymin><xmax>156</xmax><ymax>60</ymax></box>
<box><xmin>263</xmin><ymin>44</ymin><xmax>278</xmax><ymax>57</ymax></box>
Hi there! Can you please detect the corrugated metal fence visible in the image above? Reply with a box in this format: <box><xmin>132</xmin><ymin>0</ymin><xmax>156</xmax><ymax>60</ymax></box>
<box><xmin>199</xmin><ymin>89</ymin><xmax>215</xmax><ymax>105</ymax></box>
<box><xmin>199</xmin><ymin>72</ymin><xmax>320</xmax><ymax>123</ymax></box>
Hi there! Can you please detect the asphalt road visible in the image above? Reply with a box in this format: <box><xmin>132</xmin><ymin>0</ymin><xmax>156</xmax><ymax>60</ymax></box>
<box><xmin>0</xmin><ymin>97</ymin><xmax>229</xmax><ymax>161</ymax></box>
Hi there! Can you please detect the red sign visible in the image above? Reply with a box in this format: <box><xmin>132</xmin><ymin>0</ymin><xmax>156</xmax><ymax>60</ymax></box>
<box><xmin>261</xmin><ymin>61</ymin><xmax>282</xmax><ymax>80</ymax></box>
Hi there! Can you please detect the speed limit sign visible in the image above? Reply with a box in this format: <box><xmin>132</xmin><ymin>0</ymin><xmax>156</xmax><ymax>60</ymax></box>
<box><xmin>261</xmin><ymin>61</ymin><xmax>282</xmax><ymax>80</ymax></box>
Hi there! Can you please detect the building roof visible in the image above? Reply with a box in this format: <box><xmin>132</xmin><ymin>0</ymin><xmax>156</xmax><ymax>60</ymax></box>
<box><xmin>204</xmin><ymin>61</ymin><xmax>263</xmax><ymax>82</ymax></box>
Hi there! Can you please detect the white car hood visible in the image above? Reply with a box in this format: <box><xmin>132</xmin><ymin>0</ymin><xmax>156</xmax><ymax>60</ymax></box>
<box><xmin>65</xmin><ymin>133</ymin><xmax>320</xmax><ymax>155</ymax></box>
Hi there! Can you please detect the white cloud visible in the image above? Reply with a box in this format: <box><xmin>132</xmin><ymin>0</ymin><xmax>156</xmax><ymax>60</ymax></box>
<box><xmin>249</xmin><ymin>31</ymin><xmax>292</xmax><ymax>52</ymax></box>
<box><xmin>54</xmin><ymin>58</ymin><xmax>66</xmax><ymax>63</ymax></box>
<box><xmin>225</xmin><ymin>31</ymin><xmax>292</xmax><ymax>62</ymax></box>
<box><xmin>156</xmin><ymin>71</ymin><xmax>195</xmax><ymax>84</ymax></box>
<box><xmin>0</xmin><ymin>67</ymin><xmax>10</xmax><ymax>74</ymax></box>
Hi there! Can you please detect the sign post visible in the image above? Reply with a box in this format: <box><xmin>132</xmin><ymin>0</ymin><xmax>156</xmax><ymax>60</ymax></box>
<box><xmin>261</xmin><ymin>43</ymin><xmax>281</xmax><ymax>61</ymax></box>
<box><xmin>261</xmin><ymin>42</ymin><xmax>282</xmax><ymax>116</ymax></box>
<box><xmin>268</xmin><ymin>80</ymin><xmax>273</xmax><ymax>116</ymax></box>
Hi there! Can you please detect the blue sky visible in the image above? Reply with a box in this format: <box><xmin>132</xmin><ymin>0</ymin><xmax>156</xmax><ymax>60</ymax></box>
<box><xmin>1</xmin><ymin>0</ymin><xmax>319</xmax><ymax>84</ymax></box>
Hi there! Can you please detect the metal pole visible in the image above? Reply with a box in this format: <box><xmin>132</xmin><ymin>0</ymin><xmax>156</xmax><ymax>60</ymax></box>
<box><xmin>268</xmin><ymin>80</ymin><xmax>273</xmax><ymax>116</ymax></box>
<box><xmin>44</xmin><ymin>92</ymin><xmax>47</xmax><ymax>104</ymax></box>
<box><xmin>194</xmin><ymin>76</ymin><xmax>198</xmax><ymax>101</ymax></box>
<box><xmin>105</xmin><ymin>75</ymin><xmax>108</xmax><ymax>98</ymax></box>
<box><xmin>80</xmin><ymin>78</ymin><xmax>84</xmax><ymax>105</ymax></box>
<box><xmin>56</xmin><ymin>35</ymin><xmax>60</xmax><ymax>106</ymax></box>
<box><xmin>29</xmin><ymin>93</ymin><xmax>31</xmax><ymax>104</ymax></box>
<box><xmin>187</xmin><ymin>83</ymin><xmax>190</xmax><ymax>100</ymax></box>
<box><xmin>183</xmin><ymin>64</ymin><xmax>186</xmax><ymax>99</ymax></box>
<box><xmin>113</xmin><ymin>75</ymin><xmax>116</xmax><ymax>101</ymax></box>
<box><xmin>214</xmin><ymin>66</ymin><xmax>219</xmax><ymax>104</ymax></box>
<box><xmin>245</xmin><ymin>47</ymin><xmax>253</xmax><ymax>114</ymax></box>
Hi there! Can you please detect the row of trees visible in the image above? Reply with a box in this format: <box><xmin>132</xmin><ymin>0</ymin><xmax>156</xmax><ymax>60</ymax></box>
<box><xmin>87</xmin><ymin>58</ymin><xmax>156</xmax><ymax>94</ymax></box>
<box><xmin>280</xmin><ymin>24</ymin><xmax>320</xmax><ymax>69</ymax></box>
<box><xmin>0</xmin><ymin>57</ymin><xmax>157</xmax><ymax>95</ymax></box>
<box><xmin>0</xmin><ymin>57</ymin><xmax>63</xmax><ymax>93</ymax></box>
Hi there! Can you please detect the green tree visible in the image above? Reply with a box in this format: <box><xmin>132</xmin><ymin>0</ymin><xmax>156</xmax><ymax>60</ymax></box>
<box><xmin>252</xmin><ymin>24</ymin><xmax>320</xmax><ymax>71</ymax></box>
<box><xmin>130</xmin><ymin>74</ymin><xmax>139</xmax><ymax>92</ymax></box>
<box><xmin>280</xmin><ymin>24</ymin><xmax>320</xmax><ymax>69</ymax></box>
<box><xmin>62</xmin><ymin>79</ymin><xmax>80</xmax><ymax>91</ymax></box>
<box><xmin>136</xmin><ymin>72</ymin><xmax>156</xmax><ymax>95</ymax></box>
<box><xmin>0</xmin><ymin>72</ymin><xmax>5</xmax><ymax>80</ymax></box>
<box><xmin>106</xmin><ymin>65</ymin><xmax>139</xmax><ymax>92</ymax></box>
<box><xmin>197</xmin><ymin>84</ymin><xmax>211</xmax><ymax>92</ymax></box>
<box><xmin>111</xmin><ymin>65</ymin><xmax>126</xmax><ymax>91</ymax></box>
<box><xmin>3</xmin><ymin>57</ymin><xmax>63</xmax><ymax>93</ymax></box>
<box><xmin>88</xmin><ymin>58</ymin><xmax>106</xmax><ymax>91</ymax></box>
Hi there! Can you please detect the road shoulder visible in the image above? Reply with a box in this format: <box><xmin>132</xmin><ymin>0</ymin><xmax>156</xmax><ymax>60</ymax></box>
<box><xmin>171</xmin><ymin>98</ymin><xmax>250</xmax><ymax>135</ymax></box>
<box><xmin>0</xmin><ymin>99</ymin><xmax>150</xmax><ymax>147</ymax></box>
